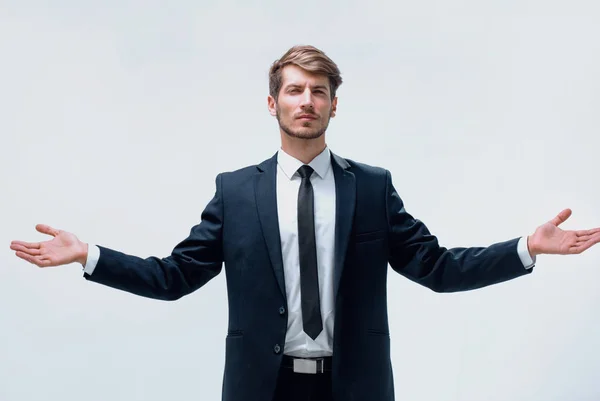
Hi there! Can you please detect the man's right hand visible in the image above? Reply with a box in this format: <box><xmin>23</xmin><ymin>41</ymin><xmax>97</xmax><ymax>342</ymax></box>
<box><xmin>10</xmin><ymin>224</ymin><xmax>88</xmax><ymax>268</ymax></box>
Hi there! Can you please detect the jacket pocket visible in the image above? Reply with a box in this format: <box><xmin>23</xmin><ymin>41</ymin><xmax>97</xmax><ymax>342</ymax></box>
<box><xmin>227</xmin><ymin>329</ymin><xmax>243</xmax><ymax>338</ymax></box>
<box><xmin>354</xmin><ymin>230</ymin><xmax>386</xmax><ymax>243</ymax></box>
<box><xmin>367</xmin><ymin>328</ymin><xmax>390</xmax><ymax>337</ymax></box>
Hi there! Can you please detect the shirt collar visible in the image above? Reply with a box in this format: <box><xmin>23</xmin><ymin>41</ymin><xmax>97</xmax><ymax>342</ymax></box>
<box><xmin>277</xmin><ymin>146</ymin><xmax>331</xmax><ymax>180</ymax></box>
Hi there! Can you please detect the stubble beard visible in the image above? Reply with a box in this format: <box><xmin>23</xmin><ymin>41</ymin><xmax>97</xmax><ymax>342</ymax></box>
<box><xmin>277</xmin><ymin>108</ymin><xmax>330</xmax><ymax>140</ymax></box>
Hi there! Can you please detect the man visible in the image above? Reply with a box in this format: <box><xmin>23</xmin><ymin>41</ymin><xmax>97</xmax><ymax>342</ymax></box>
<box><xmin>10</xmin><ymin>45</ymin><xmax>600</xmax><ymax>401</ymax></box>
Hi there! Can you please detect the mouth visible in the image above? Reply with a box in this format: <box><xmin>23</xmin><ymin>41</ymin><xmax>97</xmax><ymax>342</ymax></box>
<box><xmin>297</xmin><ymin>115</ymin><xmax>318</xmax><ymax>120</ymax></box>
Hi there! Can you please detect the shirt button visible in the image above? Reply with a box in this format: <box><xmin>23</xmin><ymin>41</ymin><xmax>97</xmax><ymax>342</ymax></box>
<box><xmin>279</xmin><ymin>306</ymin><xmax>286</xmax><ymax>315</ymax></box>
<box><xmin>273</xmin><ymin>344</ymin><xmax>281</xmax><ymax>354</ymax></box>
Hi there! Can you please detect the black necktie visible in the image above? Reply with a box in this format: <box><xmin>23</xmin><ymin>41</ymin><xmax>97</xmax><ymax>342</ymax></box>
<box><xmin>297</xmin><ymin>165</ymin><xmax>323</xmax><ymax>340</ymax></box>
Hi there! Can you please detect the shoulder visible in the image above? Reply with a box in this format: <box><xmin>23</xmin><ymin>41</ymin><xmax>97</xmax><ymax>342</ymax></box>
<box><xmin>338</xmin><ymin>155</ymin><xmax>389</xmax><ymax>179</ymax></box>
<box><xmin>331</xmin><ymin>153</ymin><xmax>393</xmax><ymax>194</ymax></box>
<box><xmin>214</xmin><ymin>153</ymin><xmax>277</xmax><ymax>185</ymax></box>
<box><xmin>220</xmin><ymin>164</ymin><xmax>260</xmax><ymax>179</ymax></box>
<box><xmin>215</xmin><ymin>165</ymin><xmax>260</xmax><ymax>191</ymax></box>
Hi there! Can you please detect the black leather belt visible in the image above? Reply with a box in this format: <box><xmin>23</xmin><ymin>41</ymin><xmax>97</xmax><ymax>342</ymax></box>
<box><xmin>282</xmin><ymin>355</ymin><xmax>332</xmax><ymax>374</ymax></box>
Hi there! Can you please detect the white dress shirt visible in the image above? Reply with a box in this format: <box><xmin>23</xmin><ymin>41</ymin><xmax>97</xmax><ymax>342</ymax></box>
<box><xmin>83</xmin><ymin>147</ymin><xmax>536</xmax><ymax>358</ymax></box>
<box><xmin>276</xmin><ymin>147</ymin><xmax>337</xmax><ymax>357</ymax></box>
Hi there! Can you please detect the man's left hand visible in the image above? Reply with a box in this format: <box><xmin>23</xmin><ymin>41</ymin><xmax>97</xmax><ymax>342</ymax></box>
<box><xmin>528</xmin><ymin>208</ymin><xmax>600</xmax><ymax>257</ymax></box>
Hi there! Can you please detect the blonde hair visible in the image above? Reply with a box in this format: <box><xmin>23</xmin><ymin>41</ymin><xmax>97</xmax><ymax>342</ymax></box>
<box><xmin>269</xmin><ymin>45</ymin><xmax>343</xmax><ymax>101</ymax></box>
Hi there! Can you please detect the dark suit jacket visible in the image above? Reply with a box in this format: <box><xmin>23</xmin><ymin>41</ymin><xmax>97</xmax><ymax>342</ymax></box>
<box><xmin>84</xmin><ymin>151</ymin><xmax>532</xmax><ymax>401</ymax></box>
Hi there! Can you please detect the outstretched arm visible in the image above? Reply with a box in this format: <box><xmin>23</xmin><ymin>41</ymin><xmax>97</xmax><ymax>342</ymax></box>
<box><xmin>385</xmin><ymin>171</ymin><xmax>599</xmax><ymax>293</ymax></box>
<box><xmin>10</xmin><ymin>175</ymin><xmax>225</xmax><ymax>301</ymax></box>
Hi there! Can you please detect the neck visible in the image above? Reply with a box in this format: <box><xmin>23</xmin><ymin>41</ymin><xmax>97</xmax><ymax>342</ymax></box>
<box><xmin>280</xmin><ymin>132</ymin><xmax>327</xmax><ymax>164</ymax></box>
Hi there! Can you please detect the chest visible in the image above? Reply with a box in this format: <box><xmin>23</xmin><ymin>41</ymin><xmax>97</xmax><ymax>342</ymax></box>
<box><xmin>275</xmin><ymin>172</ymin><xmax>337</xmax><ymax>245</ymax></box>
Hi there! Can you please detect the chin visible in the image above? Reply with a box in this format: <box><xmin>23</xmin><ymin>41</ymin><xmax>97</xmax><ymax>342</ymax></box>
<box><xmin>286</xmin><ymin>129</ymin><xmax>324</xmax><ymax>140</ymax></box>
<box><xmin>278</xmin><ymin>117</ymin><xmax>328</xmax><ymax>140</ymax></box>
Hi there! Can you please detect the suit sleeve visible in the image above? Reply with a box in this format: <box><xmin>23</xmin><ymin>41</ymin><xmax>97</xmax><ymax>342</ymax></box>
<box><xmin>385</xmin><ymin>170</ymin><xmax>532</xmax><ymax>293</ymax></box>
<box><xmin>84</xmin><ymin>174</ymin><xmax>225</xmax><ymax>301</ymax></box>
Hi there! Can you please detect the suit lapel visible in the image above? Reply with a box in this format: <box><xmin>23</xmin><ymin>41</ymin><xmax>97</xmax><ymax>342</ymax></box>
<box><xmin>254</xmin><ymin>151</ymin><xmax>356</xmax><ymax>302</ymax></box>
<box><xmin>331</xmin><ymin>152</ymin><xmax>356</xmax><ymax>299</ymax></box>
<box><xmin>254</xmin><ymin>153</ymin><xmax>287</xmax><ymax>300</ymax></box>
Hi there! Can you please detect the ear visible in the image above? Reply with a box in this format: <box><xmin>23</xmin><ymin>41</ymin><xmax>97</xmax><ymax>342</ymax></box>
<box><xmin>267</xmin><ymin>95</ymin><xmax>277</xmax><ymax>117</ymax></box>
<box><xmin>330</xmin><ymin>97</ymin><xmax>338</xmax><ymax>118</ymax></box>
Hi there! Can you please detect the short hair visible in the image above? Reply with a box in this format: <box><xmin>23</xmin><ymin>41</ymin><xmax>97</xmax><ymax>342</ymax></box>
<box><xmin>269</xmin><ymin>45</ymin><xmax>343</xmax><ymax>101</ymax></box>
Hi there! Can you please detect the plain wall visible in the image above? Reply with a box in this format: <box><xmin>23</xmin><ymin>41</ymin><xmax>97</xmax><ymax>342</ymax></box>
<box><xmin>2</xmin><ymin>1</ymin><xmax>600</xmax><ymax>400</ymax></box>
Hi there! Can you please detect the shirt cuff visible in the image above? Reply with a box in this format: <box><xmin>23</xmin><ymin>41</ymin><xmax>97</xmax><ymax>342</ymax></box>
<box><xmin>517</xmin><ymin>236</ymin><xmax>536</xmax><ymax>269</ymax></box>
<box><xmin>83</xmin><ymin>245</ymin><xmax>100</xmax><ymax>275</ymax></box>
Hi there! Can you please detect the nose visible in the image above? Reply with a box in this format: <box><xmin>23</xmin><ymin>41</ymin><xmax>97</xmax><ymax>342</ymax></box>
<box><xmin>299</xmin><ymin>88</ymin><xmax>314</xmax><ymax>109</ymax></box>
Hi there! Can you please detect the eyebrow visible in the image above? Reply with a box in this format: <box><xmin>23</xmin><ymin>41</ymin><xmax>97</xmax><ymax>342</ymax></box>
<box><xmin>285</xmin><ymin>83</ymin><xmax>330</xmax><ymax>92</ymax></box>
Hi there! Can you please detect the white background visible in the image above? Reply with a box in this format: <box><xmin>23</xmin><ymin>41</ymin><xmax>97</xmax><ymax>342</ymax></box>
<box><xmin>2</xmin><ymin>1</ymin><xmax>600</xmax><ymax>400</ymax></box>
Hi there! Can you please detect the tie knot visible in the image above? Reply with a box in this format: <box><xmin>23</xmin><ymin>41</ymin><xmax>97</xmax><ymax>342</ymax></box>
<box><xmin>297</xmin><ymin>165</ymin><xmax>314</xmax><ymax>179</ymax></box>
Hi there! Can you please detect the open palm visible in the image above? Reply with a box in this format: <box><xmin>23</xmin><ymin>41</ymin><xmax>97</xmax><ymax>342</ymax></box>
<box><xmin>10</xmin><ymin>224</ymin><xmax>87</xmax><ymax>267</ymax></box>
<box><xmin>529</xmin><ymin>209</ymin><xmax>600</xmax><ymax>256</ymax></box>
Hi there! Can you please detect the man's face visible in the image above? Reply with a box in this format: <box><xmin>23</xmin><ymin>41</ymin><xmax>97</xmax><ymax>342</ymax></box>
<box><xmin>268</xmin><ymin>65</ymin><xmax>337</xmax><ymax>140</ymax></box>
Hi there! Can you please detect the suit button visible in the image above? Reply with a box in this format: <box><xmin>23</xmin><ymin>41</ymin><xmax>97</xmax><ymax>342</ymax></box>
<box><xmin>273</xmin><ymin>344</ymin><xmax>281</xmax><ymax>354</ymax></box>
<box><xmin>279</xmin><ymin>306</ymin><xmax>285</xmax><ymax>315</ymax></box>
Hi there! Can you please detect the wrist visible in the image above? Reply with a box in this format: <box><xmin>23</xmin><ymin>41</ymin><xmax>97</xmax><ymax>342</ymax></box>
<box><xmin>77</xmin><ymin>242</ymin><xmax>89</xmax><ymax>266</ymax></box>
<box><xmin>527</xmin><ymin>236</ymin><xmax>539</xmax><ymax>257</ymax></box>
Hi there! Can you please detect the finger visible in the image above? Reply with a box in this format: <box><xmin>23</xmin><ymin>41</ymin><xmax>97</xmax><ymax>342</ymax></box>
<box><xmin>585</xmin><ymin>235</ymin><xmax>600</xmax><ymax>248</ymax></box>
<box><xmin>15</xmin><ymin>251</ymin><xmax>52</xmax><ymax>267</ymax></box>
<box><xmin>571</xmin><ymin>243</ymin><xmax>594</xmax><ymax>254</ymax></box>
<box><xmin>35</xmin><ymin>224</ymin><xmax>60</xmax><ymax>237</ymax></box>
<box><xmin>576</xmin><ymin>227</ymin><xmax>600</xmax><ymax>237</ymax></box>
<box><xmin>570</xmin><ymin>237</ymin><xmax>600</xmax><ymax>254</ymax></box>
<box><xmin>568</xmin><ymin>246</ymin><xmax>584</xmax><ymax>254</ymax></box>
<box><xmin>575</xmin><ymin>232</ymin><xmax>600</xmax><ymax>243</ymax></box>
<box><xmin>10</xmin><ymin>243</ymin><xmax>42</xmax><ymax>256</ymax></box>
<box><xmin>550</xmin><ymin>209</ymin><xmax>572</xmax><ymax>227</ymax></box>
<box><xmin>10</xmin><ymin>241</ymin><xmax>41</xmax><ymax>250</ymax></box>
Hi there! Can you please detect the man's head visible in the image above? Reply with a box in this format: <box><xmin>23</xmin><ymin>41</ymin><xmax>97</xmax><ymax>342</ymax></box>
<box><xmin>267</xmin><ymin>45</ymin><xmax>342</xmax><ymax>141</ymax></box>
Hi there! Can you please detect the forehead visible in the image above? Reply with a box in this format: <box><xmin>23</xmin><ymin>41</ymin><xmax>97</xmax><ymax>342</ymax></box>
<box><xmin>280</xmin><ymin>65</ymin><xmax>330</xmax><ymax>89</ymax></box>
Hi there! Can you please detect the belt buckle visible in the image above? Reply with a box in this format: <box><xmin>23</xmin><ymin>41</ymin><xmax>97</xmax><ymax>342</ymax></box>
<box><xmin>293</xmin><ymin>358</ymin><xmax>324</xmax><ymax>374</ymax></box>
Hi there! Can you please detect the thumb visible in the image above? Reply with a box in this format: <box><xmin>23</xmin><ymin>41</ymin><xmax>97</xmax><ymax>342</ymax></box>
<box><xmin>36</xmin><ymin>224</ymin><xmax>61</xmax><ymax>237</ymax></box>
<box><xmin>549</xmin><ymin>209</ymin><xmax>572</xmax><ymax>227</ymax></box>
